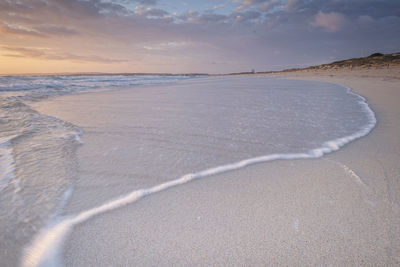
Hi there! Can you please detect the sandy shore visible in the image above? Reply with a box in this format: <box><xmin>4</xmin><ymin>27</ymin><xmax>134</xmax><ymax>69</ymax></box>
<box><xmin>34</xmin><ymin>68</ymin><xmax>400</xmax><ymax>266</ymax></box>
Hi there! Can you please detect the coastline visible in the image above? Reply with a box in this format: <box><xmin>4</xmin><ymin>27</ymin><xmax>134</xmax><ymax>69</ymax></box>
<box><xmin>271</xmin><ymin>67</ymin><xmax>400</xmax><ymax>264</ymax></box>
<box><xmin>29</xmin><ymin>69</ymin><xmax>400</xmax><ymax>266</ymax></box>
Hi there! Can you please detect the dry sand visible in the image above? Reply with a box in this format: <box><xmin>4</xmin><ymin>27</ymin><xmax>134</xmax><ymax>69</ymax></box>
<box><xmin>34</xmin><ymin>68</ymin><xmax>400</xmax><ymax>266</ymax></box>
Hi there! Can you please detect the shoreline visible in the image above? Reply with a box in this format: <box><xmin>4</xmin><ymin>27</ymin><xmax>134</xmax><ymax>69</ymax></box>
<box><xmin>28</xmin><ymin>69</ymin><xmax>400</xmax><ymax>266</ymax></box>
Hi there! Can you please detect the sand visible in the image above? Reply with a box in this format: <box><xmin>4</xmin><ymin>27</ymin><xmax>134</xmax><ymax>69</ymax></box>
<box><xmin>33</xmin><ymin>68</ymin><xmax>400</xmax><ymax>266</ymax></box>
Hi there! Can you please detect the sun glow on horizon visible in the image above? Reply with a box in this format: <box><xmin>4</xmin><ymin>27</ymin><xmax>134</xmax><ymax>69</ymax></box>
<box><xmin>0</xmin><ymin>0</ymin><xmax>399</xmax><ymax>74</ymax></box>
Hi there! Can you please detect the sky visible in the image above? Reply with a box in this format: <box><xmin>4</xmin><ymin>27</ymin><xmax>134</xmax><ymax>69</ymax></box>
<box><xmin>0</xmin><ymin>0</ymin><xmax>399</xmax><ymax>74</ymax></box>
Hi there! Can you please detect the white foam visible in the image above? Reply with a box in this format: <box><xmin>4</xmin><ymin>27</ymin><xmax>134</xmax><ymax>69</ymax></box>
<box><xmin>21</xmin><ymin>83</ymin><xmax>376</xmax><ymax>267</ymax></box>
<box><xmin>73</xmin><ymin>130</ymin><xmax>84</xmax><ymax>145</ymax></box>
<box><xmin>0</xmin><ymin>75</ymin><xmax>197</xmax><ymax>94</ymax></box>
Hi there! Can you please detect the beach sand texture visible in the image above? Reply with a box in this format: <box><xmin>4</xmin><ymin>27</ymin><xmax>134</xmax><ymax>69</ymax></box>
<box><xmin>31</xmin><ymin>69</ymin><xmax>400</xmax><ymax>266</ymax></box>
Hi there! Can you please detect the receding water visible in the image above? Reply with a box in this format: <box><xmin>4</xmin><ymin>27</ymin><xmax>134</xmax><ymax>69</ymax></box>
<box><xmin>0</xmin><ymin>75</ymin><xmax>195</xmax><ymax>266</ymax></box>
<box><xmin>0</xmin><ymin>75</ymin><xmax>375</xmax><ymax>267</ymax></box>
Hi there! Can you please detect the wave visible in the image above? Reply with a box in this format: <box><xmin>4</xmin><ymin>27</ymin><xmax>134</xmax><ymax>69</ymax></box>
<box><xmin>0</xmin><ymin>75</ymin><xmax>197</xmax><ymax>93</ymax></box>
<box><xmin>0</xmin><ymin>74</ymin><xmax>202</xmax><ymax>266</ymax></box>
<box><xmin>0</xmin><ymin>95</ymin><xmax>83</xmax><ymax>267</ymax></box>
<box><xmin>21</xmin><ymin>84</ymin><xmax>376</xmax><ymax>267</ymax></box>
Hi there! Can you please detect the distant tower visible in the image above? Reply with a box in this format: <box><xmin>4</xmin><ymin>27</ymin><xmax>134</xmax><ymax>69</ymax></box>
<box><xmin>251</xmin><ymin>69</ymin><xmax>255</xmax><ymax>74</ymax></box>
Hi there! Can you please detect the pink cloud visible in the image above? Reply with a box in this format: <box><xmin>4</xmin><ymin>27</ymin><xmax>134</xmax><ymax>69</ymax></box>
<box><xmin>312</xmin><ymin>11</ymin><xmax>348</xmax><ymax>32</ymax></box>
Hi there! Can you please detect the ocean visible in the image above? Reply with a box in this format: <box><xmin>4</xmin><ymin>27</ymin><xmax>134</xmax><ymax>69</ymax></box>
<box><xmin>0</xmin><ymin>74</ymin><xmax>194</xmax><ymax>266</ymax></box>
<box><xmin>0</xmin><ymin>75</ymin><xmax>375</xmax><ymax>266</ymax></box>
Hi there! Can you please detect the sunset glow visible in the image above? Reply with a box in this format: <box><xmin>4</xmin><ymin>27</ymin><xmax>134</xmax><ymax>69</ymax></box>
<box><xmin>1</xmin><ymin>0</ymin><xmax>399</xmax><ymax>74</ymax></box>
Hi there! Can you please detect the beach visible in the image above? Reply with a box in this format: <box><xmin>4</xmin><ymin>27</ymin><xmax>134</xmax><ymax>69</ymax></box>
<box><xmin>1</xmin><ymin>0</ymin><xmax>399</xmax><ymax>265</ymax></box>
<box><xmin>22</xmin><ymin>68</ymin><xmax>400</xmax><ymax>266</ymax></box>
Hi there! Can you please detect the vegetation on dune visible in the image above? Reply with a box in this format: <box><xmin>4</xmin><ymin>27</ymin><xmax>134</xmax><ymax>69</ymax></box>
<box><xmin>306</xmin><ymin>52</ymin><xmax>400</xmax><ymax>70</ymax></box>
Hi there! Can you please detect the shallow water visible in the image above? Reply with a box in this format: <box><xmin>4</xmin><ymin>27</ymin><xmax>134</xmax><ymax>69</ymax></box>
<box><xmin>0</xmin><ymin>75</ymin><xmax>375</xmax><ymax>266</ymax></box>
<box><xmin>0</xmin><ymin>75</ymin><xmax>194</xmax><ymax>266</ymax></box>
<box><xmin>66</xmin><ymin>76</ymin><xmax>370</xmax><ymax>190</ymax></box>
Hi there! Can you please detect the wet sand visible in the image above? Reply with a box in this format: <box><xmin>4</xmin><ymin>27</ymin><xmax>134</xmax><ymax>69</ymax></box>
<box><xmin>34</xmin><ymin>68</ymin><xmax>400</xmax><ymax>266</ymax></box>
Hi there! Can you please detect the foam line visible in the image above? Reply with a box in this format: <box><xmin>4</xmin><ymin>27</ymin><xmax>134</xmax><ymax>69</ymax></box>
<box><xmin>21</xmin><ymin>84</ymin><xmax>376</xmax><ymax>267</ymax></box>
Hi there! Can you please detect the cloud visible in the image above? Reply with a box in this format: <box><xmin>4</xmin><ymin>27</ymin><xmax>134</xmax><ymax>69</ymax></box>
<box><xmin>142</xmin><ymin>41</ymin><xmax>190</xmax><ymax>51</ymax></box>
<box><xmin>138</xmin><ymin>0</ymin><xmax>158</xmax><ymax>5</ymax></box>
<box><xmin>134</xmin><ymin>6</ymin><xmax>168</xmax><ymax>17</ymax></box>
<box><xmin>0</xmin><ymin>0</ymin><xmax>399</xmax><ymax>74</ymax></box>
<box><xmin>356</xmin><ymin>15</ymin><xmax>375</xmax><ymax>27</ymax></box>
<box><xmin>109</xmin><ymin>0</ymin><xmax>158</xmax><ymax>9</ymax></box>
<box><xmin>34</xmin><ymin>25</ymin><xmax>80</xmax><ymax>36</ymax></box>
<box><xmin>133</xmin><ymin>0</ymin><xmax>158</xmax><ymax>6</ymax></box>
<box><xmin>2</xmin><ymin>46</ymin><xmax>47</xmax><ymax>57</ymax></box>
<box><xmin>200</xmin><ymin>13</ymin><xmax>228</xmax><ymax>23</ymax></box>
<box><xmin>235</xmin><ymin>0</ymin><xmax>269</xmax><ymax>11</ymax></box>
<box><xmin>231</xmin><ymin>11</ymin><xmax>261</xmax><ymax>22</ymax></box>
<box><xmin>178</xmin><ymin>11</ymin><xmax>228</xmax><ymax>24</ymax></box>
<box><xmin>234</xmin><ymin>0</ymin><xmax>284</xmax><ymax>13</ymax></box>
<box><xmin>2</xmin><ymin>46</ymin><xmax>128</xmax><ymax>63</ymax></box>
<box><xmin>305</xmin><ymin>0</ymin><xmax>400</xmax><ymax>20</ymax></box>
<box><xmin>212</xmin><ymin>4</ymin><xmax>226</xmax><ymax>10</ymax></box>
<box><xmin>0</xmin><ymin>22</ymin><xmax>45</xmax><ymax>37</ymax></box>
<box><xmin>284</xmin><ymin>0</ymin><xmax>301</xmax><ymax>12</ymax></box>
<box><xmin>311</xmin><ymin>11</ymin><xmax>348</xmax><ymax>32</ymax></box>
<box><xmin>259</xmin><ymin>0</ymin><xmax>281</xmax><ymax>12</ymax></box>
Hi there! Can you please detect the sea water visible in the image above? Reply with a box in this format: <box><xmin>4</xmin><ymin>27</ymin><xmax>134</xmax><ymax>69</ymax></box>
<box><xmin>0</xmin><ymin>75</ymin><xmax>194</xmax><ymax>266</ymax></box>
<box><xmin>0</xmin><ymin>75</ymin><xmax>375</xmax><ymax>266</ymax></box>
